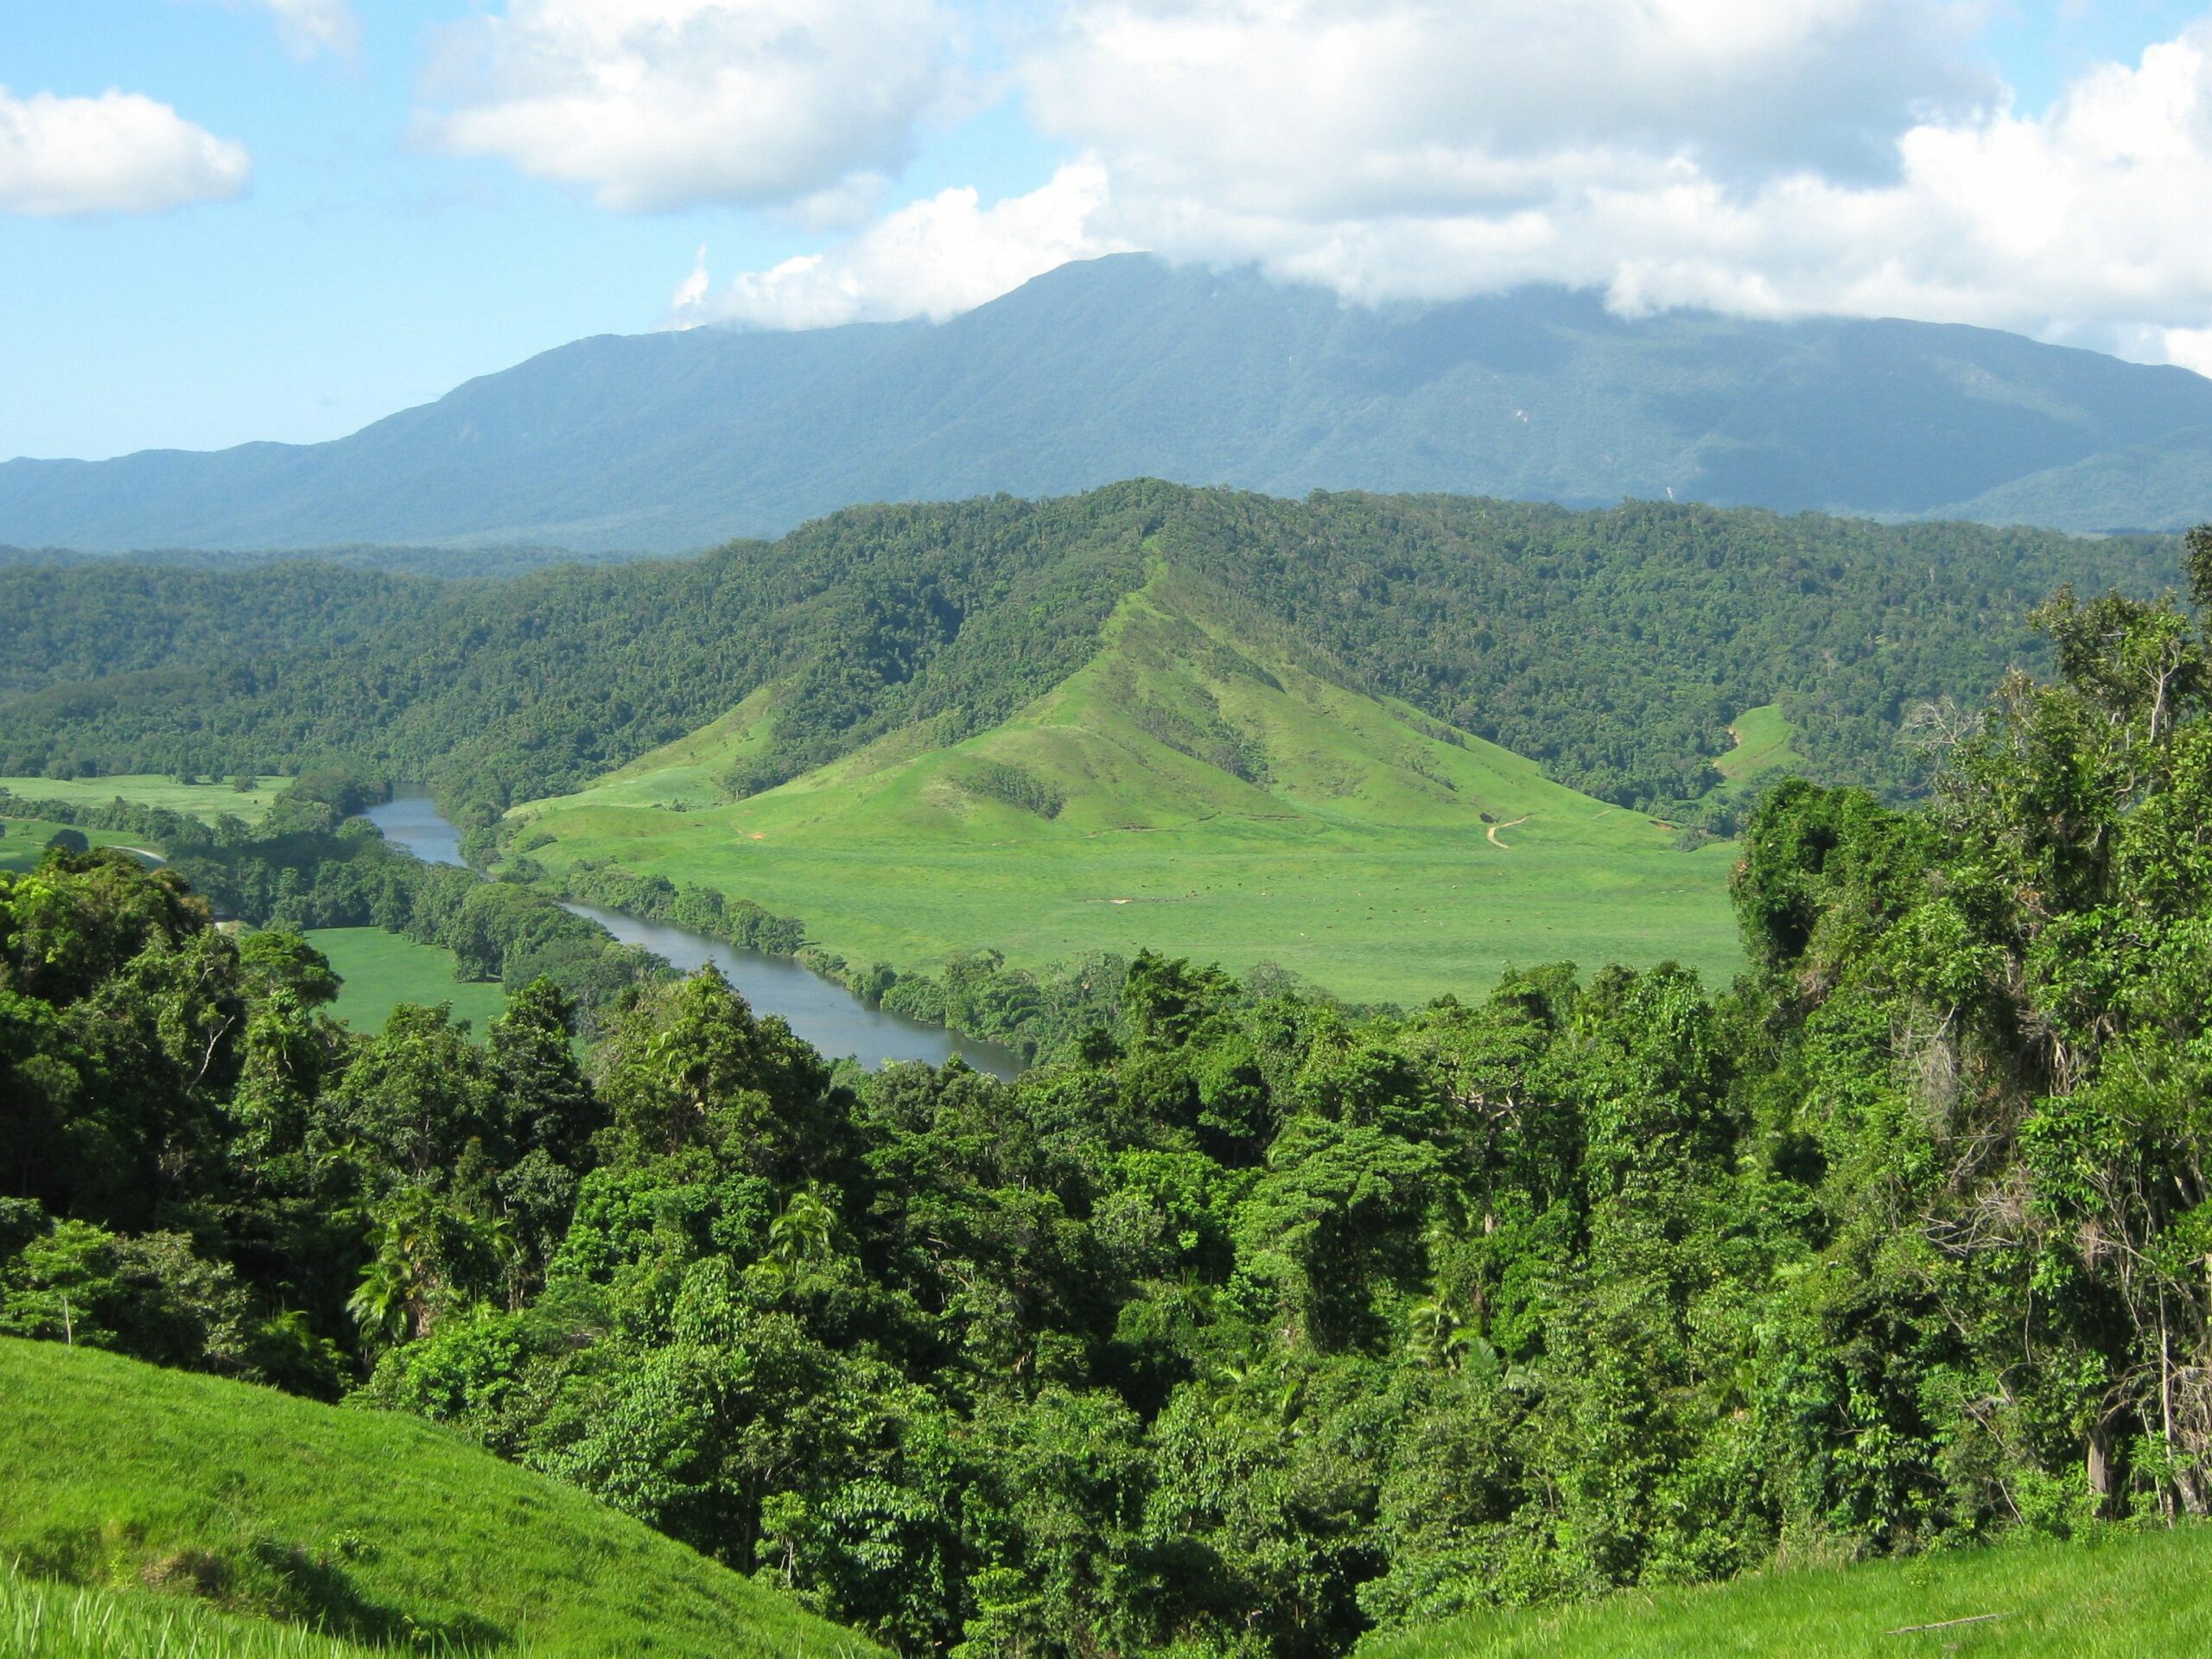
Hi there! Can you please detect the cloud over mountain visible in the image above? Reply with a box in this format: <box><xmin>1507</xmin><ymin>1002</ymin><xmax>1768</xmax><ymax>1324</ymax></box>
<box><xmin>696</xmin><ymin>2</ymin><xmax>2212</xmax><ymax>372</ymax></box>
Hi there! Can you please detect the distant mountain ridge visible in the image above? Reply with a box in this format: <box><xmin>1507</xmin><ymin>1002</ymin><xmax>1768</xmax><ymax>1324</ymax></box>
<box><xmin>5</xmin><ymin>255</ymin><xmax>2211</xmax><ymax>552</ymax></box>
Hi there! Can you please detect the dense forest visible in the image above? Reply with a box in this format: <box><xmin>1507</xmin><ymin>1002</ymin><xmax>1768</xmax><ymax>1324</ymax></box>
<box><xmin>8</xmin><ymin>539</ymin><xmax>2212</xmax><ymax>1656</ymax></box>
<box><xmin>0</xmin><ymin>484</ymin><xmax>2176</xmax><ymax>817</ymax></box>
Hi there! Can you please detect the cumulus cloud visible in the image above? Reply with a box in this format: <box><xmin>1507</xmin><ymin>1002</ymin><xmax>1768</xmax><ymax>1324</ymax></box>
<box><xmin>1024</xmin><ymin>0</ymin><xmax>1992</xmax><ymax>213</ymax></box>
<box><xmin>420</xmin><ymin>0</ymin><xmax>951</xmax><ymax>213</ymax></box>
<box><xmin>674</xmin><ymin>160</ymin><xmax>1122</xmax><ymax>328</ymax></box>
<box><xmin>690</xmin><ymin>1</ymin><xmax>2212</xmax><ymax>374</ymax></box>
<box><xmin>1020</xmin><ymin>3</ymin><xmax>2212</xmax><ymax>361</ymax></box>
<box><xmin>0</xmin><ymin>86</ymin><xmax>250</xmax><ymax>218</ymax></box>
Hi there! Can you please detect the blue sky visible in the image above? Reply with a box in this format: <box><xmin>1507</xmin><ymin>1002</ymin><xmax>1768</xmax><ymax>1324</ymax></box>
<box><xmin>7</xmin><ymin>1</ymin><xmax>2212</xmax><ymax>462</ymax></box>
<box><xmin>1</xmin><ymin>2</ymin><xmax>1067</xmax><ymax>459</ymax></box>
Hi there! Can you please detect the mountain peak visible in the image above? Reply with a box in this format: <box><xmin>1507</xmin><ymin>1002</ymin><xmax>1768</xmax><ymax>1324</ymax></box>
<box><xmin>3</xmin><ymin>255</ymin><xmax>2209</xmax><ymax>554</ymax></box>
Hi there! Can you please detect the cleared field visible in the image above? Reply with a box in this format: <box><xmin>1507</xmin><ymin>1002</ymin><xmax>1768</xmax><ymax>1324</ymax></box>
<box><xmin>304</xmin><ymin>926</ymin><xmax>507</xmax><ymax>1035</ymax></box>
<box><xmin>513</xmin><ymin>579</ymin><xmax>1746</xmax><ymax>1004</ymax></box>
<box><xmin>0</xmin><ymin>817</ymin><xmax>160</xmax><ymax>874</ymax></box>
<box><xmin>1358</xmin><ymin>1526</ymin><xmax>2212</xmax><ymax>1659</ymax></box>
<box><xmin>0</xmin><ymin>773</ymin><xmax>291</xmax><ymax>823</ymax></box>
<box><xmin>0</xmin><ymin>1338</ymin><xmax>880</xmax><ymax>1658</ymax></box>
<box><xmin>1712</xmin><ymin>704</ymin><xmax>1806</xmax><ymax>794</ymax></box>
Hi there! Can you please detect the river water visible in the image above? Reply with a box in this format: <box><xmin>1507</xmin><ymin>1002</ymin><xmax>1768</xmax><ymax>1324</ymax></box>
<box><xmin>363</xmin><ymin>793</ymin><xmax>1022</xmax><ymax>1079</ymax></box>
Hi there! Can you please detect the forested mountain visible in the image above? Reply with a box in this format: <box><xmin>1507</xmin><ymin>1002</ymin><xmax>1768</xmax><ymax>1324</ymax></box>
<box><xmin>5</xmin><ymin>256</ymin><xmax>2210</xmax><ymax>552</ymax></box>
<box><xmin>0</xmin><ymin>484</ymin><xmax>2174</xmax><ymax>817</ymax></box>
<box><xmin>12</xmin><ymin>537</ymin><xmax>2212</xmax><ymax>1654</ymax></box>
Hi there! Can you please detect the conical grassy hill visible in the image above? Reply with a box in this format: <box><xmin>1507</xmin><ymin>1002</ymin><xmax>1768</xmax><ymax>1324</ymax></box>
<box><xmin>510</xmin><ymin>568</ymin><xmax>1745</xmax><ymax>1001</ymax></box>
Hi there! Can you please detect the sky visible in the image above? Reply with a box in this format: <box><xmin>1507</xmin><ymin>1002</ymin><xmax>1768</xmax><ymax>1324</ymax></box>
<box><xmin>7</xmin><ymin>1</ymin><xmax>2212</xmax><ymax>462</ymax></box>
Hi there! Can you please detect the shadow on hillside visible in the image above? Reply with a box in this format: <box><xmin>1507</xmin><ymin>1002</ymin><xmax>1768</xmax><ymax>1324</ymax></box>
<box><xmin>250</xmin><ymin>1539</ymin><xmax>511</xmax><ymax>1652</ymax></box>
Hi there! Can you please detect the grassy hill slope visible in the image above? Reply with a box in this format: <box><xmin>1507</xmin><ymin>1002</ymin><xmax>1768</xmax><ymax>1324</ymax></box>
<box><xmin>512</xmin><ymin>569</ymin><xmax>1743</xmax><ymax>1000</ymax></box>
<box><xmin>0</xmin><ymin>1338</ymin><xmax>880</xmax><ymax>1658</ymax></box>
<box><xmin>1358</xmin><ymin>1527</ymin><xmax>2212</xmax><ymax>1657</ymax></box>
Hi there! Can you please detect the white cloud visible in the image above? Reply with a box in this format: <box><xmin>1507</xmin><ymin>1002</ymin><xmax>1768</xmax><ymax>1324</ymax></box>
<box><xmin>251</xmin><ymin>0</ymin><xmax>361</xmax><ymax>59</ymax></box>
<box><xmin>675</xmin><ymin>159</ymin><xmax>1121</xmax><ymax>328</ymax></box>
<box><xmin>420</xmin><ymin>0</ymin><xmax>951</xmax><ymax>213</ymax></box>
<box><xmin>692</xmin><ymin>2</ymin><xmax>2212</xmax><ymax>376</ymax></box>
<box><xmin>2167</xmin><ymin>326</ymin><xmax>2212</xmax><ymax>378</ymax></box>
<box><xmin>0</xmin><ymin>86</ymin><xmax>250</xmax><ymax>219</ymax></box>
<box><xmin>1023</xmin><ymin>0</ymin><xmax>1992</xmax><ymax>213</ymax></box>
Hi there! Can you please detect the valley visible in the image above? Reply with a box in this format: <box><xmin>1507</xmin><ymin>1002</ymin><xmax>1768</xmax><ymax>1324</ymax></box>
<box><xmin>4</xmin><ymin>486</ymin><xmax>2209</xmax><ymax>1659</ymax></box>
<box><xmin>17</xmin><ymin>12</ymin><xmax>2212</xmax><ymax>1653</ymax></box>
<box><xmin>512</xmin><ymin>573</ymin><xmax>1748</xmax><ymax>1000</ymax></box>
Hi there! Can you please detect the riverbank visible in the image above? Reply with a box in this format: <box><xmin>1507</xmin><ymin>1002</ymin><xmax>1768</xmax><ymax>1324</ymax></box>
<box><xmin>365</xmin><ymin>795</ymin><xmax>1022</xmax><ymax>1078</ymax></box>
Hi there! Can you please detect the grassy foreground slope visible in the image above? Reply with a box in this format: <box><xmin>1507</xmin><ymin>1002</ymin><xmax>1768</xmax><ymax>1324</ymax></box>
<box><xmin>3</xmin><ymin>1567</ymin><xmax>378</xmax><ymax>1659</ymax></box>
<box><xmin>513</xmin><ymin>571</ymin><xmax>1742</xmax><ymax>1000</ymax></box>
<box><xmin>303</xmin><ymin>926</ymin><xmax>508</xmax><ymax>1035</ymax></box>
<box><xmin>0</xmin><ymin>1339</ymin><xmax>880</xmax><ymax>1658</ymax></box>
<box><xmin>1359</xmin><ymin>1529</ymin><xmax>2212</xmax><ymax>1659</ymax></box>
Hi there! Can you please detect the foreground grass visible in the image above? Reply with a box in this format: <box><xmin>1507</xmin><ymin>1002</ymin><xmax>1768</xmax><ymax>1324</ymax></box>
<box><xmin>303</xmin><ymin>927</ymin><xmax>506</xmax><ymax>1036</ymax></box>
<box><xmin>0</xmin><ymin>1338</ymin><xmax>879</xmax><ymax>1658</ymax></box>
<box><xmin>2</xmin><ymin>1567</ymin><xmax>380</xmax><ymax>1659</ymax></box>
<box><xmin>0</xmin><ymin>773</ymin><xmax>290</xmax><ymax>825</ymax></box>
<box><xmin>1360</xmin><ymin>1528</ymin><xmax>2212</xmax><ymax>1658</ymax></box>
<box><xmin>514</xmin><ymin>576</ymin><xmax>1745</xmax><ymax>1002</ymax></box>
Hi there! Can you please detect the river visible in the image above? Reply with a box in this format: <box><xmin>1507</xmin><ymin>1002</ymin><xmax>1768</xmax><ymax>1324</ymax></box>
<box><xmin>363</xmin><ymin>792</ymin><xmax>1022</xmax><ymax>1079</ymax></box>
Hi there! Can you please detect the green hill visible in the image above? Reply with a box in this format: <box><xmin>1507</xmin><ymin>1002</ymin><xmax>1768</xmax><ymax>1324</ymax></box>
<box><xmin>511</xmin><ymin>569</ymin><xmax>1744</xmax><ymax>999</ymax></box>
<box><xmin>1359</xmin><ymin>1527</ymin><xmax>2212</xmax><ymax>1657</ymax></box>
<box><xmin>0</xmin><ymin>1338</ymin><xmax>880</xmax><ymax>1658</ymax></box>
<box><xmin>0</xmin><ymin>484</ymin><xmax>2175</xmax><ymax>816</ymax></box>
<box><xmin>1936</xmin><ymin>424</ymin><xmax>2212</xmax><ymax>535</ymax></box>
<box><xmin>0</xmin><ymin>482</ymin><xmax>2182</xmax><ymax>999</ymax></box>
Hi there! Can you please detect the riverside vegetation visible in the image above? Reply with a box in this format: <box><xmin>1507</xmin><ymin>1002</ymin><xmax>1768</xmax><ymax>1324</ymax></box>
<box><xmin>7</xmin><ymin>535</ymin><xmax>2212</xmax><ymax>1653</ymax></box>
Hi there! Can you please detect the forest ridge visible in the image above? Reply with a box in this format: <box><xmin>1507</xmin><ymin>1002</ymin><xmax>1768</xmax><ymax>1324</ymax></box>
<box><xmin>0</xmin><ymin>482</ymin><xmax>2178</xmax><ymax>820</ymax></box>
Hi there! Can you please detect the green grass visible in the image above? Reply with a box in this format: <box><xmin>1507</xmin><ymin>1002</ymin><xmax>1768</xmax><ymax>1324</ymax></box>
<box><xmin>1358</xmin><ymin>1528</ymin><xmax>2212</xmax><ymax>1658</ymax></box>
<box><xmin>0</xmin><ymin>774</ymin><xmax>291</xmax><ymax>825</ymax></box>
<box><xmin>2</xmin><ymin>1565</ymin><xmax>378</xmax><ymax>1658</ymax></box>
<box><xmin>0</xmin><ymin>818</ymin><xmax>162</xmax><ymax>874</ymax></box>
<box><xmin>303</xmin><ymin>928</ymin><xmax>507</xmax><ymax>1036</ymax></box>
<box><xmin>0</xmin><ymin>1338</ymin><xmax>880</xmax><ymax>1658</ymax></box>
<box><xmin>1711</xmin><ymin>705</ymin><xmax>1805</xmax><ymax>793</ymax></box>
<box><xmin>512</xmin><ymin>574</ymin><xmax>1745</xmax><ymax>1004</ymax></box>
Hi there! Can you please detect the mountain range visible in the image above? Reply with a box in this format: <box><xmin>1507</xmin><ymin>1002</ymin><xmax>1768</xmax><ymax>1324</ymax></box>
<box><xmin>5</xmin><ymin>255</ymin><xmax>2211</xmax><ymax>553</ymax></box>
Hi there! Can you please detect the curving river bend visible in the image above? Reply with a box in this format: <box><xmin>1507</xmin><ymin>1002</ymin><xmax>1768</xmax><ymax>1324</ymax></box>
<box><xmin>364</xmin><ymin>794</ymin><xmax>1021</xmax><ymax>1080</ymax></box>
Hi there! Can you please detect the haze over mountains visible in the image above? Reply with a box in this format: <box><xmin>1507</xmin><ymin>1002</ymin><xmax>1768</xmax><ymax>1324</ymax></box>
<box><xmin>7</xmin><ymin>253</ymin><xmax>2212</xmax><ymax>554</ymax></box>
